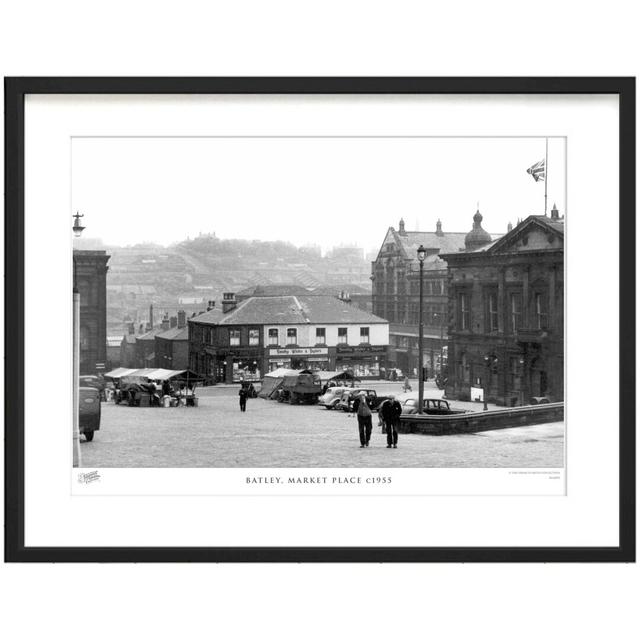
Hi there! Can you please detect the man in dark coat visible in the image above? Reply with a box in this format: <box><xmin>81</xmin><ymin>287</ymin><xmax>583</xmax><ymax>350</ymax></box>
<box><xmin>381</xmin><ymin>394</ymin><xmax>402</xmax><ymax>448</ymax></box>
<box><xmin>238</xmin><ymin>386</ymin><xmax>248</xmax><ymax>412</ymax></box>
<box><xmin>351</xmin><ymin>393</ymin><xmax>373</xmax><ymax>448</ymax></box>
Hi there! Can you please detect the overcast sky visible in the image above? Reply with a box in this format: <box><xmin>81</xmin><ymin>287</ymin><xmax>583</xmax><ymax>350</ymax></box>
<box><xmin>72</xmin><ymin>136</ymin><xmax>565</xmax><ymax>254</ymax></box>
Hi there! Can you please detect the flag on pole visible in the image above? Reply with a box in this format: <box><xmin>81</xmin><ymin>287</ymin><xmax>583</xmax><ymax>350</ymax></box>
<box><xmin>526</xmin><ymin>159</ymin><xmax>545</xmax><ymax>182</ymax></box>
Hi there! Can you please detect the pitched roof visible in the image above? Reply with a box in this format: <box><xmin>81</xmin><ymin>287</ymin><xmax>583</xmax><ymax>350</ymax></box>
<box><xmin>236</xmin><ymin>284</ymin><xmax>311</xmax><ymax>298</ymax></box>
<box><xmin>195</xmin><ymin>295</ymin><xmax>387</xmax><ymax>326</ymax></box>
<box><xmin>137</xmin><ymin>327</ymin><xmax>167</xmax><ymax>341</ymax></box>
<box><xmin>375</xmin><ymin>224</ymin><xmax>501</xmax><ymax>263</ymax></box>
<box><xmin>394</xmin><ymin>230</ymin><xmax>469</xmax><ymax>258</ymax></box>
<box><xmin>155</xmin><ymin>327</ymin><xmax>189</xmax><ymax>341</ymax></box>
<box><xmin>486</xmin><ymin>215</ymin><xmax>564</xmax><ymax>254</ymax></box>
<box><xmin>187</xmin><ymin>307</ymin><xmax>224</xmax><ymax>325</ymax></box>
<box><xmin>440</xmin><ymin>214</ymin><xmax>564</xmax><ymax>260</ymax></box>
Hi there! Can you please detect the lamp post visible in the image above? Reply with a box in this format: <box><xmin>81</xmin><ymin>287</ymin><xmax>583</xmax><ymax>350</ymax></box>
<box><xmin>72</xmin><ymin>212</ymin><xmax>85</xmax><ymax>467</ymax></box>
<box><xmin>417</xmin><ymin>245</ymin><xmax>426</xmax><ymax>414</ymax></box>
<box><xmin>483</xmin><ymin>354</ymin><xmax>497</xmax><ymax>411</ymax></box>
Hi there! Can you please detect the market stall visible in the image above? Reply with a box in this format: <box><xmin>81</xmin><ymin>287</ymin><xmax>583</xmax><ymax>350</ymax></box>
<box><xmin>258</xmin><ymin>367</ymin><xmax>298</xmax><ymax>399</ymax></box>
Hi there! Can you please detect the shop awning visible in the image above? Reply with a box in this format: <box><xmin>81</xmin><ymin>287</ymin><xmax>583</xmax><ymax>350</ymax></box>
<box><xmin>263</xmin><ymin>367</ymin><xmax>298</xmax><ymax>379</ymax></box>
<box><xmin>104</xmin><ymin>367</ymin><xmax>139</xmax><ymax>379</ymax></box>
<box><xmin>315</xmin><ymin>370</ymin><xmax>361</xmax><ymax>383</ymax></box>
<box><xmin>105</xmin><ymin>368</ymin><xmax>201</xmax><ymax>382</ymax></box>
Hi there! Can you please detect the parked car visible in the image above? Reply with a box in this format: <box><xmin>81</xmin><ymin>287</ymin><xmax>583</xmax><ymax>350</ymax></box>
<box><xmin>335</xmin><ymin>389</ymin><xmax>390</xmax><ymax>412</ymax></box>
<box><xmin>79</xmin><ymin>386</ymin><xmax>101</xmax><ymax>441</ymax></box>
<box><xmin>400</xmin><ymin>398</ymin><xmax>468</xmax><ymax>416</ymax></box>
<box><xmin>79</xmin><ymin>374</ymin><xmax>106</xmax><ymax>399</ymax></box>
<box><xmin>318</xmin><ymin>386</ymin><xmax>350</xmax><ymax>409</ymax></box>
<box><xmin>530</xmin><ymin>396</ymin><xmax>551</xmax><ymax>405</ymax></box>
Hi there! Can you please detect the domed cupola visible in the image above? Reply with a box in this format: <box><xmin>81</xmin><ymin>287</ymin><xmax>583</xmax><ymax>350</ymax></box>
<box><xmin>464</xmin><ymin>208</ymin><xmax>492</xmax><ymax>251</ymax></box>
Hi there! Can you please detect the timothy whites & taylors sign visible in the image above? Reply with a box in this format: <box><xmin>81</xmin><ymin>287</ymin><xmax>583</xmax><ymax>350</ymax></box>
<box><xmin>269</xmin><ymin>348</ymin><xmax>329</xmax><ymax>356</ymax></box>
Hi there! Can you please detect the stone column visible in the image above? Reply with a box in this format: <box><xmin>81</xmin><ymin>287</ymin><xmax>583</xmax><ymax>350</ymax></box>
<box><xmin>497</xmin><ymin>266</ymin><xmax>505</xmax><ymax>334</ymax></box>
<box><xmin>548</xmin><ymin>265</ymin><xmax>556</xmax><ymax>332</ymax></box>
<box><xmin>522</xmin><ymin>266</ymin><xmax>530</xmax><ymax>329</ymax></box>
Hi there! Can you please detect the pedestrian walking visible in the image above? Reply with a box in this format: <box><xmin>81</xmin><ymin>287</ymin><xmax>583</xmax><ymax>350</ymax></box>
<box><xmin>238</xmin><ymin>386</ymin><xmax>248</xmax><ymax>412</ymax></box>
<box><xmin>403</xmin><ymin>376</ymin><xmax>412</xmax><ymax>393</ymax></box>
<box><xmin>381</xmin><ymin>394</ymin><xmax>402</xmax><ymax>448</ymax></box>
<box><xmin>378</xmin><ymin>398</ymin><xmax>390</xmax><ymax>434</ymax></box>
<box><xmin>352</xmin><ymin>392</ymin><xmax>373</xmax><ymax>448</ymax></box>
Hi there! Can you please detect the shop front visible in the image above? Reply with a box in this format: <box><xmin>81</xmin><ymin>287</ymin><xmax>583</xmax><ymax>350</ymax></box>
<box><xmin>266</xmin><ymin>347</ymin><xmax>330</xmax><ymax>372</ymax></box>
<box><xmin>215</xmin><ymin>348</ymin><xmax>263</xmax><ymax>383</ymax></box>
<box><xmin>334</xmin><ymin>345</ymin><xmax>387</xmax><ymax>379</ymax></box>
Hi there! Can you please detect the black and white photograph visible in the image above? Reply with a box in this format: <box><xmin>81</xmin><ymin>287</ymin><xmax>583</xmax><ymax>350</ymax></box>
<box><xmin>71</xmin><ymin>135</ymin><xmax>565</xmax><ymax>471</ymax></box>
<box><xmin>6</xmin><ymin>78</ymin><xmax>632</xmax><ymax>563</ymax></box>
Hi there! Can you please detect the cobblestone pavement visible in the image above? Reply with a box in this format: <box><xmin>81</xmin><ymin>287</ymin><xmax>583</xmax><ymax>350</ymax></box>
<box><xmin>80</xmin><ymin>384</ymin><xmax>564</xmax><ymax>468</ymax></box>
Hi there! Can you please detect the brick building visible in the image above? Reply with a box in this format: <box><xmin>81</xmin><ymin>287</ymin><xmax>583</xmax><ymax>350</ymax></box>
<box><xmin>73</xmin><ymin>249</ymin><xmax>110</xmax><ymax>374</ymax></box>
<box><xmin>189</xmin><ymin>293</ymin><xmax>389</xmax><ymax>383</ymax></box>
<box><xmin>155</xmin><ymin>310</ymin><xmax>189</xmax><ymax>370</ymax></box>
<box><xmin>371</xmin><ymin>218</ymin><xmax>468</xmax><ymax>375</ymax></box>
<box><xmin>441</xmin><ymin>208</ymin><xmax>564</xmax><ymax>405</ymax></box>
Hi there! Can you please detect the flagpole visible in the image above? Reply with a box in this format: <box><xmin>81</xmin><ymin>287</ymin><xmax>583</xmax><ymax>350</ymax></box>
<box><xmin>544</xmin><ymin>137</ymin><xmax>548</xmax><ymax>216</ymax></box>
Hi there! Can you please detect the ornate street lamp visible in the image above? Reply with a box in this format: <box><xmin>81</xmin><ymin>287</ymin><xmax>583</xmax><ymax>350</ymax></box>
<box><xmin>72</xmin><ymin>213</ymin><xmax>84</xmax><ymax>467</ymax></box>
<box><xmin>72</xmin><ymin>211</ymin><xmax>85</xmax><ymax>237</ymax></box>
<box><xmin>417</xmin><ymin>245</ymin><xmax>426</xmax><ymax>414</ymax></box>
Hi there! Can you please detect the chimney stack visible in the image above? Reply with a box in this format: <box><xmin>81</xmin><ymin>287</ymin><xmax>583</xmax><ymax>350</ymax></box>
<box><xmin>207</xmin><ymin>300</ymin><xmax>216</xmax><ymax>311</ymax></box>
<box><xmin>222</xmin><ymin>292</ymin><xmax>237</xmax><ymax>314</ymax></box>
<box><xmin>149</xmin><ymin>304</ymin><xmax>154</xmax><ymax>329</ymax></box>
<box><xmin>127</xmin><ymin>322</ymin><xmax>135</xmax><ymax>335</ymax></box>
<box><xmin>161</xmin><ymin>312</ymin><xmax>170</xmax><ymax>331</ymax></box>
<box><xmin>435</xmin><ymin>219</ymin><xmax>444</xmax><ymax>236</ymax></box>
<box><xmin>550</xmin><ymin>203</ymin><xmax>560</xmax><ymax>220</ymax></box>
<box><xmin>170</xmin><ymin>316</ymin><xmax>178</xmax><ymax>328</ymax></box>
<box><xmin>398</xmin><ymin>218</ymin><xmax>407</xmax><ymax>236</ymax></box>
<box><xmin>177</xmin><ymin>310</ymin><xmax>187</xmax><ymax>329</ymax></box>
<box><xmin>139</xmin><ymin>323</ymin><xmax>145</xmax><ymax>334</ymax></box>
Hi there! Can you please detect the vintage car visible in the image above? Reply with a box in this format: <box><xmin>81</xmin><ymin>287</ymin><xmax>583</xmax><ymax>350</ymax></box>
<box><xmin>318</xmin><ymin>386</ymin><xmax>351</xmax><ymax>409</ymax></box>
<box><xmin>335</xmin><ymin>389</ymin><xmax>390</xmax><ymax>413</ymax></box>
<box><xmin>400</xmin><ymin>398</ymin><xmax>468</xmax><ymax>416</ymax></box>
<box><xmin>79</xmin><ymin>386</ymin><xmax>101</xmax><ymax>441</ymax></box>
<box><xmin>79</xmin><ymin>374</ymin><xmax>106</xmax><ymax>399</ymax></box>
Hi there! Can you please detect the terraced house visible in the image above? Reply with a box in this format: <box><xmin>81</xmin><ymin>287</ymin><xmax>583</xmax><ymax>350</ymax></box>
<box><xmin>188</xmin><ymin>293</ymin><xmax>389</xmax><ymax>383</ymax></box>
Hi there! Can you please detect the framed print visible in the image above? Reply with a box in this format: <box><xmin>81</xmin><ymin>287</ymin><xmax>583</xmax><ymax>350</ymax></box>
<box><xmin>4</xmin><ymin>77</ymin><xmax>635</xmax><ymax>562</ymax></box>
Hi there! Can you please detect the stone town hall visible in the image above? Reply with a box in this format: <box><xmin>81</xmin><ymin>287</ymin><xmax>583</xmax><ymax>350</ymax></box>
<box><xmin>372</xmin><ymin>207</ymin><xmax>564</xmax><ymax>405</ymax></box>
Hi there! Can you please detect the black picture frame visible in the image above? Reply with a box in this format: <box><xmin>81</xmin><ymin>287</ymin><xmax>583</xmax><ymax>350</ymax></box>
<box><xmin>4</xmin><ymin>77</ymin><xmax>635</xmax><ymax>563</ymax></box>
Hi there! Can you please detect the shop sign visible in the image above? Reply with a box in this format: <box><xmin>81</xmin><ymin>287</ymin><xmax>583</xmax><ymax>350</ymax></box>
<box><xmin>269</xmin><ymin>347</ymin><xmax>328</xmax><ymax>356</ymax></box>
<box><xmin>336</xmin><ymin>345</ymin><xmax>386</xmax><ymax>354</ymax></box>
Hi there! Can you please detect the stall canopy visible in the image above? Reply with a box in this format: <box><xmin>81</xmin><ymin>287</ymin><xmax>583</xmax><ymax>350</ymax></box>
<box><xmin>259</xmin><ymin>368</ymin><xmax>298</xmax><ymax>399</ymax></box>
<box><xmin>104</xmin><ymin>368</ymin><xmax>204</xmax><ymax>383</ymax></box>
<box><xmin>103</xmin><ymin>367</ymin><xmax>139</xmax><ymax>379</ymax></box>
<box><xmin>315</xmin><ymin>370</ymin><xmax>361</xmax><ymax>383</ymax></box>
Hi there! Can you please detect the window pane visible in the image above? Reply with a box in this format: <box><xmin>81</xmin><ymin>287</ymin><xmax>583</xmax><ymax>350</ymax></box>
<box><xmin>360</xmin><ymin>327</ymin><xmax>369</xmax><ymax>343</ymax></box>
<box><xmin>510</xmin><ymin>293</ymin><xmax>522</xmax><ymax>333</ymax></box>
<box><xmin>268</xmin><ymin>328</ymin><xmax>278</xmax><ymax>345</ymax></box>
<box><xmin>287</xmin><ymin>328</ymin><xmax>297</xmax><ymax>344</ymax></box>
